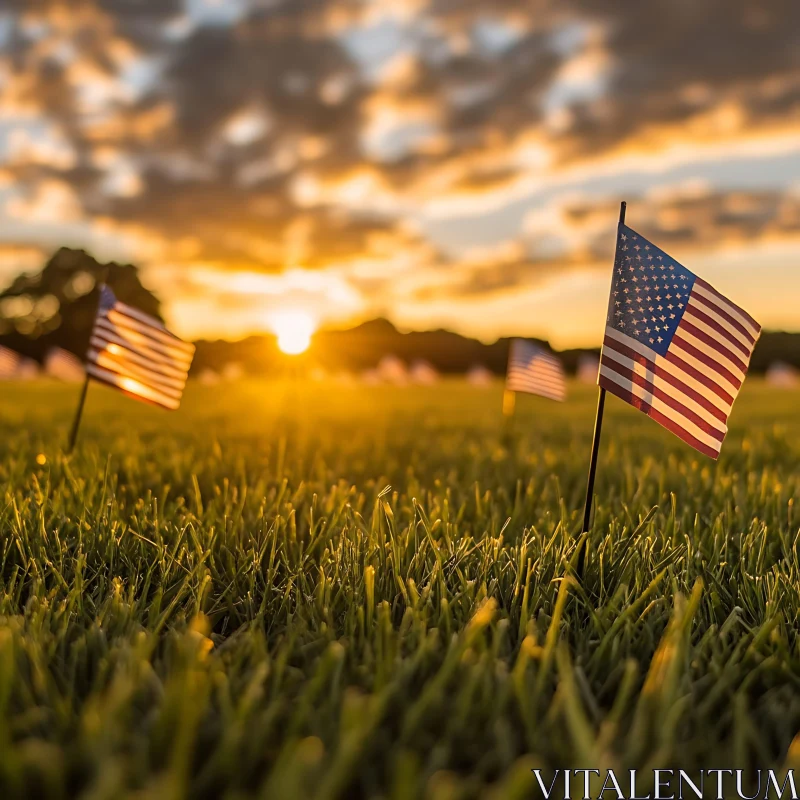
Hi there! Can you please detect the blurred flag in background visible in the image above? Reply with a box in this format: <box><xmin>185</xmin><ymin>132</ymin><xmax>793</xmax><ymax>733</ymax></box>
<box><xmin>0</xmin><ymin>347</ymin><xmax>39</xmax><ymax>380</ymax></box>
<box><xmin>45</xmin><ymin>348</ymin><xmax>85</xmax><ymax>382</ymax></box>
<box><xmin>86</xmin><ymin>286</ymin><xmax>194</xmax><ymax>410</ymax></box>
<box><xmin>506</xmin><ymin>339</ymin><xmax>566</xmax><ymax>402</ymax></box>
<box><xmin>0</xmin><ymin>346</ymin><xmax>21</xmax><ymax>379</ymax></box>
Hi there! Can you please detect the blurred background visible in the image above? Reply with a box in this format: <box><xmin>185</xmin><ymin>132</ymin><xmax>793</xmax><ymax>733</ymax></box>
<box><xmin>0</xmin><ymin>0</ymin><xmax>798</xmax><ymax>380</ymax></box>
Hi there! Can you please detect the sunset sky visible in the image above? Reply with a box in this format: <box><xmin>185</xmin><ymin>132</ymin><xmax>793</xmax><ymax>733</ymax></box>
<box><xmin>1</xmin><ymin>0</ymin><xmax>799</xmax><ymax>348</ymax></box>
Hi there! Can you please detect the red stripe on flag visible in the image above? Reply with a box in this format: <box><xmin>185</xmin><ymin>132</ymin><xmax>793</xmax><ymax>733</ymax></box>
<box><xmin>601</xmin><ymin>338</ymin><xmax>728</xmax><ymax>423</ymax></box>
<box><xmin>605</xmin><ymin>333</ymin><xmax>734</xmax><ymax>406</ymax></box>
<box><xmin>689</xmin><ymin>290</ymin><xmax>756</xmax><ymax>345</ymax></box>
<box><xmin>683</xmin><ymin>305</ymin><xmax>751</xmax><ymax>359</ymax></box>
<box><xmin>678</xmin><ymin>319</ymin><xmax>748</xmax><ymax>374</ymax></box>
<box><xmin>694</xmin><ymin>277</ymin><xmax>761</xmax><ymax>333</ymax></box>
<box><xmin>648</xmin><ymin>406</ymin><xmax>721</xmax><ymax>460</ymax></box>
<box><xmin>600</xmin><ymin>373</ymin><xmax>651</xmax><ymax>414</ymax></box>
<box><xmin>86</xmin><ymin>369</ymin><xmax>177</xmax><ymax>411</ymax></box>
<box><xmin>600</xmin><ymin>357</ymin><xmax>726</xmax><ymax>441</ymax></box>
<box><xmin>599</xmin><ymin>375</ymin><xmax>721</xmax><ymax>459</ymax></box>
<box><xmin>671</xmin><ymin>334</ymin><xmax>742</xmax><ymax>389</ymax></box>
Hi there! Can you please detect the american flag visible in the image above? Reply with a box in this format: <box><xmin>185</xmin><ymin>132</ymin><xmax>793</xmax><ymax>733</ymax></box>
<box><xmin>0</xmin><ymin>345</ymin><xmax>21</xmax><ymax>379</ymax></box>
<box><xmin>87</xmin><ymin>286</ymin><xmax>195</xmax><ymax>410</ymax></box>
<box><xmin>45</xmin><ymin>347</ymin><xmax>85</xmax><ymax>382</ymax></box>
<box><xmin>506</xmin><ymin>339</ymin><xmax>566</xmax><ymax>401</ymax></box>
<box><xmin>600</xmin><ymin>224</ymin><xmax>761</xmax><ymax>459</ymax></box>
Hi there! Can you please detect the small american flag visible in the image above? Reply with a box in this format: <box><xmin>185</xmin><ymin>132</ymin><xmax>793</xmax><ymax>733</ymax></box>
<box><xmin>600</xmin><ymin>224</ymin><xmax>761</xmax><ymax>459</ymax></box>
<box><xmin>0</xmin><ymin>345</ymin><xmax>21</xmax><ymax>379</ymax></box>
<box><xmin>45</xmin><ymin>348</ymin><xmax>85</xmax><ymax>382</ymax></box>
<box><xmin>87</xmin><ymin>286</ymin><xmax>195</xmax><ymax>410</ymax></box>
<box><xmin>506</xmin><ymin>339</ymin><xmax>566</xmax><ymax>401</ymax></box>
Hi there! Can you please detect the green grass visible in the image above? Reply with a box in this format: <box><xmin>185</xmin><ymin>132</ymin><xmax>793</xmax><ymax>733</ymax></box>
<box><xmin>0</xmin><ymin>378</ymin><xmax>797</xmax><ymax>798</ymax></box>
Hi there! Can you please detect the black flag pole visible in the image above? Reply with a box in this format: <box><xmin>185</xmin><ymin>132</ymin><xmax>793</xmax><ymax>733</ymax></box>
<box><xmin>577</xmin><ymin>200</ymin><xmax>626</xmax><ymax>576</ymax></box>
<box><xmin>66</xmin><ymin>268</ymin><xmax>109</xmax><ymax>454</ymax></box>
<box><xmin>66</xmin><ymin>376</ymin><xmax>90</xmax><ymax>454</ymax></box>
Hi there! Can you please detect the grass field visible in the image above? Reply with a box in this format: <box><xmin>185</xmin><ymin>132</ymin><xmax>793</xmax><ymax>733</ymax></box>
<box><xmin>0</xmin><ymin>377</ymin><xmax>798</xmax><ymax>799</ymax></box>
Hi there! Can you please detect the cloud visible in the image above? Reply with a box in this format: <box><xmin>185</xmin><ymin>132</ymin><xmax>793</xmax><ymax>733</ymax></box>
<box><xmin>161</xmin><ymin>263</ymin><xmax>365</xmax><ymax>340</ymax></box>
<box><xmin>0</xmin><ymin>243</ymin><xmax>47</xmax><ymax>282</ymax></box>
<box><xmin>551</xmin><ymin>0</ymin><xmax>800</xmax><ymax>159</ymax></box>
<box><xmin>0</xmin><ymin>0</ymin><xmax>799</xmax><ymax>339</ymax></box>
<box><xmin>422</xmin><ymin>186</ymin><xmax>800</xmax><ymax>300</ymax></box>
<box><xmin>5</xmin><ymin>178</ymin><xmax>84</xmax><ymax>223</ymax></box>
<box><xmin>566</xmin><ymin>188</ymin><xmax>800</xmax><ymax>250</ymax></box>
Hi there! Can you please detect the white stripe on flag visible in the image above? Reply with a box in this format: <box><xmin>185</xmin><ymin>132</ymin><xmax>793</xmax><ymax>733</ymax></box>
<box><xmin>684</xmin><ymin>298</ymin><xmax>753</xmax><ymax>353</ymax></box>
<box><xmin>87</xmin><ymin>349</ymin><xmax>187</xmax><ymax>395</ymax></box>
<box><xmin>598</xmin><ymin>365</ymin><xmax>723</xmax><ymax>454</ymax></box>
<box><xmin>692</xmin><ymin>281</ymin><xmax>761</xmax><ymax>341</ymax></box>
<box><xmin>89</xmin><ymin>333</ymin><xmax>190</xmax><ymax>380</ymax></box>
<box><xmin>95</xmin><ymin>317</ymin><xmax>194</xmax><ymax>366</ymax></box>
<box><xmin>106</xmin><ymin>308</ymin><xmax>195</xmax><ymax>356</ymax></box>
<box><xmin>85</xmin><ymin>288</ymin><xmax>194</xmax><ymax>410</ymax></box>
<box><xmin>600</xmin><ymin>347</ymin><xmax>728</xmax><ymax>437</ymax></box>
<box><xmin>603</xmin><ymin>328</ymin><xmax>732</xmax><ymax>414</ymax></box>
<box><xmin>86</xmin><ymin>364</ymin><xmax>182</xmax><ymax>410</ymax></box>
<box><xmin>89</xmin><ymin>335</ymin><xmax>189</xmax><ymax>381</ymax></box>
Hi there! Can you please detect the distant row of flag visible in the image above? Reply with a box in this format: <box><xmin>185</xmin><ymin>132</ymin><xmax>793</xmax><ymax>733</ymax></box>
<box><xmin>0</xmin><ymin>345</ymin><xmax>83</xmax><ymax>381</ymax></box>
<box><xmin>45</xmin><ymin>203</ymin><xmax>763</xmax><ymax>575</ymax></box>
<box><xmin>2</xmin><ymin>206</ymin><xmax>763</xmax><ymax>462</ymax></box>
<box><xmin>505</xmin><ymin>217</ymin><xmax>760</xmax><ymax>461</ymax></box>
<box><xmin>506</xmin><ymin>339</ymin><xmax>567</xmax><ymax>402</ymax></box>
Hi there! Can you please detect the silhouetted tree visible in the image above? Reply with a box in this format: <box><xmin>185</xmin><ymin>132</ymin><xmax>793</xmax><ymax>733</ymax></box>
<box><xmin>0</xmin><ymin>248</ymin><xmax>161</xmax><ymax>362</ymax></box>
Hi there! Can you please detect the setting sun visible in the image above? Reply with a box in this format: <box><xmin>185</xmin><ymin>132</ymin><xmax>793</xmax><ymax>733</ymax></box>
<box><xmin>271</xmin><ymin>310</ymin><xmax>316</xmax><ymax>355</ymax></box>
